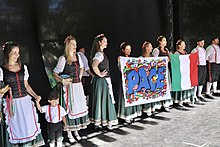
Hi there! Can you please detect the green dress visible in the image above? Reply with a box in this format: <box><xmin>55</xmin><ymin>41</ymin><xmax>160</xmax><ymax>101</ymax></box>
<box><xmin>89</xmin><ymin>76</ymin><xmax>118</xmax><ymax>126</ymax></box>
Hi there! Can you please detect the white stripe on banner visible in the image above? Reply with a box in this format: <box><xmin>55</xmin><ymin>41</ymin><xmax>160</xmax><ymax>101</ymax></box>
<box><xmin>179</xmin><ymin>55</ymin><xmax>191</xmax><ymax>90</ymax></box>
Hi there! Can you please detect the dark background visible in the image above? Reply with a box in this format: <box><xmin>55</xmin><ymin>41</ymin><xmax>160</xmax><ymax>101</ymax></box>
<box><xmin>0</xmin><ymin>0</ymin><xmax>171</xmax><ymax>99</ymax></box>
<box><xmin>174</xmin><ymin>0</ymin><xmax>220</xmax><ymax>52</ymax></box>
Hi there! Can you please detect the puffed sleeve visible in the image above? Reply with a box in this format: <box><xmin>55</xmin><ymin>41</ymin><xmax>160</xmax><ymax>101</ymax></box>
<box><xmin>152</xmin><ymin>48</ymin><xmax>159</xmax><ymax>57</ymax></box>
<box><xmin>53</xmin><ymin>56</ymin><xmax>66</xmax><ymax>74</ymax></box>
<box><xmin>174</xmin><ymin>51</ymin><xmax>180</xmax><ymax>55</ymax></box>
<box><xmin>0</xmin><ymin>67</ymin><xmax>4</xmax><ymax>89</ymax></box>
<box><xmin>0</xmin><ymin>68</ymin><xmax>3</xmax><ymax>82</ymax></box>
<box><xmin>191</xmin><ymin>48</ymin><xmax>197</xmax><ymax>54</ymax></box>
<box><xmin>24</xmin><ymin>65</ymin><xmax>29</xmax><ymax>80</ymax></box>
<box><xmin>93</xmin><ymin>52</ymin><xmax>104</xmax><ymax>62</ymax></box>
<box><xmin>77</xmin><ymin>53</ymin><xmax>84</xmax><ymax>68</ymax></box>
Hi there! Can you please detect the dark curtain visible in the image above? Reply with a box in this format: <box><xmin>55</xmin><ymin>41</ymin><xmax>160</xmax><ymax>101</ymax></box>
<box><xmin>0</xmin><ymin>0</ymin><xmax>170</xmax><ymax>100</ymax></box>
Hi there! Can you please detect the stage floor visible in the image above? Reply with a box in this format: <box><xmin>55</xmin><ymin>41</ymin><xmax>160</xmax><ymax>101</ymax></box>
<box><xmin>43</xmin><ymin>95</ymin><xmax>220</xmax><ymax>147</ymax></box>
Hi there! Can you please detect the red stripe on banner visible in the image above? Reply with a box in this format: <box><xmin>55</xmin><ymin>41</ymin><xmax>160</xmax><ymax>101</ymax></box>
<box><xmin>189</xmin><ymin>52</ymin><xmax>198</xmax><ymax>87</ymax></box>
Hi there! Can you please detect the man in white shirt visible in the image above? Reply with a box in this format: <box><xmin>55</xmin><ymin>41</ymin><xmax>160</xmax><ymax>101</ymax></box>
<box><xmin>77</xmin><ymin>47</ymin><xmax>94</xmax><ymax>98</ymax></box>
<box><xmin>205</xmin><ymin>37</ymin><xmax>220</xmax><ymax>98</ymax></box>
<box><xmin>191</xmin><ymin>38</ymin><xmax>207</xmax><ymax>102</ymax></box>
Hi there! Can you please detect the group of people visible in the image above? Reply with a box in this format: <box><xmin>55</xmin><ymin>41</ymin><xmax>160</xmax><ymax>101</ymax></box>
<box><xmin>0</xmin><ymin>34</ymin><xmax>219</xmax><ymax>147</ymax></box>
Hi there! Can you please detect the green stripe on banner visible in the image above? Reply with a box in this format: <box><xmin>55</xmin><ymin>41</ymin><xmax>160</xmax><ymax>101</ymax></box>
<box><xmin>170</xmin><ymin>54</ymin><xmax>182</xmax><ymax>91</ymax></box>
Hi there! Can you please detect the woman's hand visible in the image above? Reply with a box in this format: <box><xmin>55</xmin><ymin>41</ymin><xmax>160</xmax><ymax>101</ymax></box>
<box><xmin>100</xmin><ymin>70</ymin><xmax>108</xmax><ymax>77</ymax></box>
<box><xmin>35</xmin><ymin>95</ymin><xmax>41</xmax><ymax>102</ymax></box>
<box><xmin>64</xmin><ymin>125</ymin><xmax>68</xmax><ymax>131</ymax></box>
<box><xmin>0</xmin><ymin>85</ymin><xmax>11</xmax><ymax>94</ymax></box>
<box><xmin>62</xmin><ymin>78</ymin><xmax>72</xmax><ymax>85</ymax></box>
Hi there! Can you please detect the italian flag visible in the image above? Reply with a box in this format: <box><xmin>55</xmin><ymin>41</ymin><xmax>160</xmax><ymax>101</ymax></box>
<box><xmin>170</xmin><ymin>52</ymin><xmax>198</xmax><ymax>91</ymax></box>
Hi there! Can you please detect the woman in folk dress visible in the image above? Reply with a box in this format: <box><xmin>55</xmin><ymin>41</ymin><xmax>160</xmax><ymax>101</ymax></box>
<box><xmin>53</xmin><ymin>35</ymin><xmax>90</xmax><ymax>143</ymax></box>
<box><xmin>89</xmin><ymin>34</ymin><xmax>118</xmax><ymax>130</ymax></box>
<box><xmin>0</xmin><ymin>41</ymin><xmax>44</xmax><ymax>147</ymax></box>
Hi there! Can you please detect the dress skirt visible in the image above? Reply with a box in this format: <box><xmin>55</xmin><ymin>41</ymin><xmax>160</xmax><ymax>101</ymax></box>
<box><xmin>89</xmin><ymin>76</ymin><xmax>118</xmax><ymax>126</ymax></box>
<box><xmin>117</xmin><ymin>80</ymin><xmax>141</xmax><ymax>120</ymax></box>
<box><xmin>172</xmin><ymin>88</ymin><xmax>194</xmax><ymax>104</ymax></box>
<box><xmin>0</xmin><ymin>95</ymin><xmax>44</xmax><ymax>147</ymax></box>
<box><xmin>62</xmin><ymin>82</ymin><xmax>90</xmax><ymax>131</ymax></box>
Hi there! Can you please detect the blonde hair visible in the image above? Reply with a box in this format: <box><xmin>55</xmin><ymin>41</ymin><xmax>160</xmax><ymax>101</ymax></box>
<box><xmin>142</xmin><ymin>41</ymin><xmax>151</xmax><ymax>55</ymax></box>
<box><xmin>64</xmin><ymin>35</ymin><xmax>76</xmax><ymax>64</ymax></box>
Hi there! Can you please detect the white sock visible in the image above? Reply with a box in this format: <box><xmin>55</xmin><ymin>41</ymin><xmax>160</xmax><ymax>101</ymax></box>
<box><xmin>206</xmin><ymin>82</ymin><xmax>212</xmax><ymax>94</ymax></box>
<box><xmin>57</xmin><ymin>141</ymin><xmax>62</xmax><ymax>147</ymax></box>
<box><xmin>67</xmin><ymin>131</ymin><xmax>73</xmax><ymax>138</ymax></box>
<box><xmin>67</xmin><ymin>131</ymin><xmax>76</xmax><ymax>143</ymax></box>
<box><xmin>49</xmin><ymin>142</ymin><xmax>55</xmax><ymax>147</ymax></box>
<box><xmin>193</xmin><ymin>86</ymin><xmax>197</xmax><ymax>97</ymax></box>
<box><xmin>74</xmin><ymin>131</ymin><xmax>79</xmax><ymax>136</ymax></box>
<box><xmin>213</xmin><ymin>81</ymin><xmax>218</xmax><ymax>93</ymax></box>
<box><xmin>198</xmin><ymin>85</ymin><xmax>203</xmax><ymax>97</ymax></box>
<box><xmin>74</xmin><ymin>131</ymin><xmax>81</xmax><ymax>140</ymax></box>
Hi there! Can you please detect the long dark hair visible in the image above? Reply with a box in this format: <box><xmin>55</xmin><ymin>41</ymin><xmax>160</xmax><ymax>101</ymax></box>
<box><xmin>157</xmin><ymin>35</ymin><xmax>169</xmax><ymax>54</ymax></box>
<box><xmin>2</xmin><ymin>41</ymin><xmax>21</xmax><ymax>67</ymax></box>
<box><xmin>157</xmin><ymin>35</ymin><xmax>166</xmax><ymax>43</ymax></box>
<box><xmin>176</xmin><ymin>39</ymin><xmax>184</xmax><ymax>50</ymax></box>
<box><xmin>90</xmin><ymin>34</ymin><xmax>106</xmax><ymax>63</ymax></box>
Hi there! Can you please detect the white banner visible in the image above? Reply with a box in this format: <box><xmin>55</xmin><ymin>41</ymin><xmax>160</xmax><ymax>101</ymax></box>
<box><xmin>120</xmin><ymin>56</ymin><xmax>171</xmax><ymax>107</ymax></box>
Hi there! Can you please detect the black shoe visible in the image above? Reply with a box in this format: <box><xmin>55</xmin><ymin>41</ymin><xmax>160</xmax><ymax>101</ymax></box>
<box><xmin>204</xmin><ymin>94</ymin><xmax>215</xmax><ymax>99</ymax></box>
<box><xmin>183</xmin><ymin>102</ymin><xmax>195</xmax><ymax>108</ymax></box>
<box><xmin>163</xmin><ymin>107</ymin><xmax>170</xmax><ymax>112</ymax></box>
<box><xmin>198</xmin><ymin>96</ymin><xmax>209</xmax><ymax>102</ymax></box>
<box><xmin>183</xmin><ymin>102</ymin><xmax>190</xmax><ymax>106</ymax></box>
<box><xmin>194</xmin><ymin>101</ymin><xmax>205</xmax><ymax>105</ymax></box>
<box><xmin>212</xmin><ymin>92</ymin><xmax>220</xmax><ymax>97</ymax></box>
<box><xmin>173</xmin><ymin>103</ymin><xmax>183</xmax><ymax>108</ymax></box>
<box><xmin>94</xmin><ymin>125</ymin><xmax>102</xmax><ymax>131</ymax></box>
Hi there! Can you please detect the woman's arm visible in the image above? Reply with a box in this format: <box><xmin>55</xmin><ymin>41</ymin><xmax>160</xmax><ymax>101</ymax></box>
<box><xmin>62</xmin><ymin>116</ymin><xmax>68</xmax><ymax>130</ymax></box>
<box><xmin>92</xmin><ymin>59</ymin><xmax>107</xmax><ymax>77</ymax></box>
<box><xmin>35</xmin><ymin>96</ymin><xmax>42</xmax><ymax>112</ymax></box>
<box><xmin>53</xmin><ymin>72</ymin><xmax>72</xmax><ymax>86</ymax></box>
<box><xmin>53</xmin><ymin>72</ymin><xmax>64</xmax><ymax>83</ymax></box>
<box><xmin>24</xmin><ymin>80</ymin><xmax>41</xmax><ymax>100</ymax></box>
<box><xmin>79</xmin><ymin>68</ymin><xmax>83</xmax><ymax>81</ymax></box>
<box><xmin>86</xmin><ymin>69</ymin><xmax>94</xmax><ymax>77</ymax></box>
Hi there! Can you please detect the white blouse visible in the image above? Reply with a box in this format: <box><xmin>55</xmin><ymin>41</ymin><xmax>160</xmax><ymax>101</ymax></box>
<box><xmin>53</xmin><ymin>53</ymin><xmax>84</xmax><ymax>74</ymax></box>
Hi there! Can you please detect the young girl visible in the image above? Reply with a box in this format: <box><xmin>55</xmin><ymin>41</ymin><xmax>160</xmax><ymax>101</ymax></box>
<box><xmin>152</xmin><ymin>36</ymin><xmax>173</xmax><ymax>111</ymax></box>
<box><xmin>173</xmin><ymin>39</ymin><xmax>194</xmax><ymax>106</ymax></box>
<box><xmin>140</xmin><ymin>41</ymin><xmax>160</xmax><ymax>116</ymax></box>
<box><xmin>36</xmin><ymin>90</ymin><xmax>67</xmax><ymax>147</ymax></box>
<box><xmin>0</xmin><ymin>41</ymin><xmax>45</xmax><ymax>146</ymax></box>
<box><xmin>53</xmin><ymin>35</ymin><xmax>90</xmax><ymax>143</ymax></box>
<box><xmin>89</xmin><ymin>34</ymin><xmax>118</xmax><ymax>130</ymax></box>
<box><xmin>117</xmin><ymin>42</ymin><xmax>141</xmax><ymax>124</ymax></box>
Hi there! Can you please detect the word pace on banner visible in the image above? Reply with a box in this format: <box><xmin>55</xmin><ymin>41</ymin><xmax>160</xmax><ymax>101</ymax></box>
<box><xmin>120</xmin><ymin>57</ymin><xmax>171</xmax><ymax>107</ymax></box>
